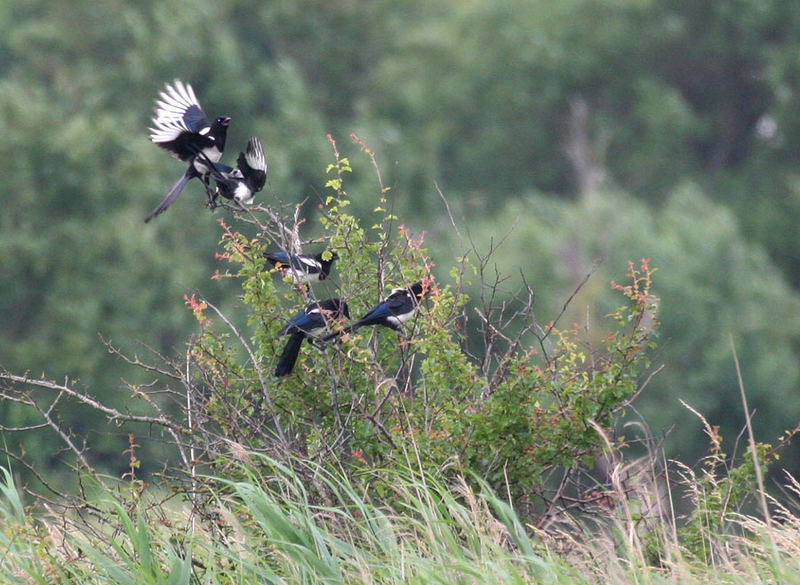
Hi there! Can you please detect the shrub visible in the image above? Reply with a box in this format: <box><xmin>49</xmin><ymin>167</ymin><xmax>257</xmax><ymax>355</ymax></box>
<box><xmin>0</xmin><ymin>137</ymin><xmax>659</xmax><ymax>524</ymax></box>
<box><xmin>179</xmin><ymin>137</ymin><xmax>660</xmax><ymax>518</ymax></box>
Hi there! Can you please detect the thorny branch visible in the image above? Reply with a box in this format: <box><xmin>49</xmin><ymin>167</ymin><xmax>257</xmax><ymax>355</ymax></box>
<box><xmin>202</xmin><ymin>298</ymin><xmax>290</xmax><ymax>451</ymax></box>
<box><xmin>0</xmin><ymin>372</ymin><xmax>182</xmax><ymax>431</ymax></box>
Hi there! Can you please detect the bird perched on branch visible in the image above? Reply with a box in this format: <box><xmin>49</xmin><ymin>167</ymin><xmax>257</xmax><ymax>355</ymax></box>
<box><xmin>206</xmin><ymin>137</ymin><xmax>267</xmax><ymax>207</ymax></box>
<box><xmin>146</xmin><ymin>80</ymin><xmax>231</xmax><ymax>222</ymax></box>
<box><xmin>264</xmin><ymin>251</ymin><xmax>339</xmax><ymax>285</ymax></box>
<box><xmin>275</xmin><ymin>298</ymin><xmax>350</xmax><ymax>377</ymax></box>
<box><xmin>322</xmin><ymin>281</ymin><xmax>426</xmax><ymax>342</ymax></box>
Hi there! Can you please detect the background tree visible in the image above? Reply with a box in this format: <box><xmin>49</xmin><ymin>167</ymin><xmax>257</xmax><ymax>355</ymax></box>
<box><xmin>1</xmin><ymin>0</ymin><xmax>799</xmax><ymax>483</ymax></box>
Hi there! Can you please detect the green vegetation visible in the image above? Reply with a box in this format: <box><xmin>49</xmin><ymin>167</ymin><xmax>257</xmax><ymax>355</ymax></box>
<box><xmin>165</xmin><ymin>147</ymin><xmax>657</xmax><ymax>512</ymax></box>
<box><xmin>2</xmin><ymin>149</ymin><xmax>796</xmax><ymax>583</ymax></box>
<box><xmin>3</xmin><ymin>1</ymin><xmax>800</xmax><ymax>582</ymax></box>
<box><xmin>2</xmin><ymin>452</ymin><xmax>799</xmax><ymax>585</ymax></box>
<box><xmin>3</xmin><ymin>0</ymin><xmax>800</xmax><ymax>475</ymax></box>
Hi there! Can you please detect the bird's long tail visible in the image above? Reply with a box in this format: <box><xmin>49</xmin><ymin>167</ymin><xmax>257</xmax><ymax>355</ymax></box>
<box><xmin>275</xmin><ymin>333</ymin><xmax>305</xmax><ymax>377</ymax></box>
<box><xmin>145</xmin><ymin>170</ymin><xmax>193</xmax><ymax>223</ymax></box>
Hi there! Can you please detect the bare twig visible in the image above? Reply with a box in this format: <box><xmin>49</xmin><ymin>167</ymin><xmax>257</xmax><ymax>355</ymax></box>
<box><xmin>0</xmin><ymin>373</ymin><xmax>182</xmax><ymax>431</ymax></box>
<box><xmin>201</xmin><ymin>299</ymin><xmax>290</xmax><ymax>451</ymax></box>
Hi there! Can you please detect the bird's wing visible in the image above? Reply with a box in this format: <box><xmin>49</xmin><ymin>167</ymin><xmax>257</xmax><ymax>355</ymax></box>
<box><xmin>357</xmin><ymin>291</ymin><xmax>416</xmax><ymax>327</ymax></box>
<box><xmin>240</xmin><ymin>138</ymin><xmax>267</xmax><ymax>173</ymax></box>
<box><xmin>279</xmin><ymin>308</ymin><xmax>310</xmax><ymax>335</ymax></box>
<box><xmin>149</xmin><ymin>81</ymin><xmax>210</xmax><ymax>144</ymax></box>
<box><xmin>265</xmin><ymin>251</ymin><xmax>290</xmax><ymax>267</ymax></box>
<box><xmin>238</xmin><ymin>138</ymin><xmax>267</xmax><ymax>193</ymax></box>
<box><xmin>383</xmin><ymin>290</ymin><xmax>413</xmax><ymax>312</ymax></box>
<box><xmin>292</xmin><ymin>255</ymin><xmax>321</xmax><ymax>273</ymax></box>
<box><xmin>154</xmin><ymin>81</ymin><xmax>207</xmax><ymax>128</ymax></box>
<box><xmin>280</xmin><ymin>306</ymin><xmax>326</xmax><ymax>335</ymax></box>
<box><xmin>350</xmin><ymin>302</ymin><xmax>391</xmax><ymax>328</ymax></box>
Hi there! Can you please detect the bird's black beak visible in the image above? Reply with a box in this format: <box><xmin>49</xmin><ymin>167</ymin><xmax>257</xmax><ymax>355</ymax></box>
<box><xmin>219</xmin><ymin>116</ymin><xmax>232</xmax><ymax>126</ymax></box>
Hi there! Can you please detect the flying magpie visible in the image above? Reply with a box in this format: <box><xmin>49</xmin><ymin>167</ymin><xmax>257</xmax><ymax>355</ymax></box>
<box><xmin>206</xmin><ymin>137</ymin><xmax>267</xmax><ymax>206</ymax></box>
<box><xmin>146</xmin><ymin>80</ymin><xmax>231</xmax><ymax>222</ymax></box>
<box><xmin>321</xmin><ymin>281</ymin><xmax>425</xmax><ymax>342</ymax></box>
<box><xmin>275</xmin><ymin>298</ymin><xmax>350</xmax><ymax>377</ymax></box>
<box><xmin>264</xmin><ymin>251</ymin><xmax>339</xmax><ymax>285</ymax></box>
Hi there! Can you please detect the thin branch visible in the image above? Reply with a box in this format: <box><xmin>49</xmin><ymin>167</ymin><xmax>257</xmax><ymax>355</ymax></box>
<box><xmin>0</xmin><ymin>373</ymin><xmax>181</xmax><ymax>431</ymax></box>
<box><xmin>201</xmin><ymin>299</ymin><xmax>290</xmax><ymax>451</ymax></box>
<box><xmin>99</xmin><ymin>334</ymin><xmax>183</xmax><ymax>380</ymax></box>
<box><xmin>32</xmin><ymin>395</ymin><xmax>109</xmax><ymax>491</ymax></box>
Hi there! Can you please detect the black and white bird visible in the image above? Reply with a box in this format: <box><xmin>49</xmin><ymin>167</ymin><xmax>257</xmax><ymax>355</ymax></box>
<box><xmin>146</xmin><ymin>80</ymin><xmax>231</xmax><ymax>222</ymax></box>
<box><xmin>321</xmin><ymin>281</ymin><xmax>425</xmax><ymax>342</ymax></box>
<box><xmin>264</xmin><ymin>251</ymin><xmax>339</xmax><ymax>285</ymax></box>
<box><xmin>275</xmin><ymin>298</ymin><xmax>350</xmax><ymax>377</ymax></box>
<box><xmin>206</xmin><ymin>137</ymin><xmax>267</xmax><ymax>206</ymax></box>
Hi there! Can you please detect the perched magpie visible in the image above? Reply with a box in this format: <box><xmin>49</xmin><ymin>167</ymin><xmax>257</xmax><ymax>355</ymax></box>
<box><xmin>275</xmin><ymin>298</ymin><xmax>350</xmax><ymax>377</ymax></box>
<box><xmin>206</xmin><ymin>137</ymin><xmax>267</xmax><ymax>206</ymax></box>
<box><xmin>146</xmin><ymin>80</ymin><xmax>231</xmax><ymax>222</ymax></box>
<box><xmin>321</xmin><ymin>281</ymin><xmax>425</xmax><ymax>342</ymax></box>
<box><xmin>264</xmin><ymin>251</ymin><xmax>339</xmax><ymax>285</ymax></box>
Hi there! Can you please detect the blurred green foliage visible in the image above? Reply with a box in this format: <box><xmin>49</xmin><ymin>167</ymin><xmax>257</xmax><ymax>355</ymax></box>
<box><xmin>1</xmin><ymin>0</ymin><xmax>800</xmax><ymax>479</ymax></box>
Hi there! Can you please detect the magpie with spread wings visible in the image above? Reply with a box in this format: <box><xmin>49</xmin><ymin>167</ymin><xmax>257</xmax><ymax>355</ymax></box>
<box><xmin>146</xmin><ymin>80</ymin><xmax>231</xmax><ymax>222</ymax></box>
<box><xmin>206</xmin><ymin>137</ymin><xmax>267</xmax><ymax>207</ymax></box>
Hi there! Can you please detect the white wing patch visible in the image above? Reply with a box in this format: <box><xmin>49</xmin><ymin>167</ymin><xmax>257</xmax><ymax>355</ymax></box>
<box><xmin>297</xmin><ymin>256</ymin><xmax>322</xmax><ymax>271</ymax></box>
<box><xmin>148</xmin><ymin>80</ymin><xmax>205</xmax><ymax>143</ymax></box>
<box><xmin>287</xmin><ymin>257</ymin><xmax>321</xmax><ymax>283</ymax></box>
<box><xmin>245</xmin><ymin>138</ymin><xmax>267</xmax><ymax>172</ymax></box>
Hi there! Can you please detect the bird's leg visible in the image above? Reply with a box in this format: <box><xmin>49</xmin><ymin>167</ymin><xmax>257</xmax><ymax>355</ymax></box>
<box><xmin>204</xmin><ymin>176</ymin><xmax>218</xmax><ymax>210</ymax></box>
<box><xmin>308</xmin><ymin>337</ymin><xmax>326</xmax><ymax>350</ymax></box>
<box><xmin>192</xmin><ymin>149</ymin><xmax>224</xmax><ymax>209</ymax></box>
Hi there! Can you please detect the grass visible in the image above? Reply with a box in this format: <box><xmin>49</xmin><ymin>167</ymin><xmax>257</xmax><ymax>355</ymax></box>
<box><xmin>1</xmin><ymin>453</ymin><xmax>800</xmax><ymax>585</ymax></box>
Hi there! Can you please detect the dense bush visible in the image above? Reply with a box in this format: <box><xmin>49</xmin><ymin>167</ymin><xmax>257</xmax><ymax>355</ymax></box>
<box><xmin>168</xmin><ymin>142</ymin><xmax>660</xmax><ymax>516</ymax></box>
<box><xmin>4</xmin><ymin>1</ymin><xmax>800</xmax><ymax>479</ymax></box>
<box><xmin>3</xmin><ymin>148</ymin><xmax>796</xmax><ymax>585</ymax></box>
<box><xmin>0</xmin><ymin>144</ymin><xmax>659</xmax><ymax>521</ymax></box>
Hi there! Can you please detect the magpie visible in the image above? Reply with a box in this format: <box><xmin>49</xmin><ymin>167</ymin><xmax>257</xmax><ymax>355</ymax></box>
<box><xmin>264</xmin><ymin>251</ymin><xmax>339</xmax><ymax>285</ymax></box>
<box><xmin>275</xmin><ymin>298</ymin><xmax>350</xmax><ymax>377</ymax></box>
<box><xmin>146</xmin><ymin>80</ymin><xmax>231</xmax><ymax>222</ymax></box>
<box><xmin>206</xmin><ymin>137</ymin><xmax>267</xmax><ymax>206</ymax></box>
<box><xmin>321</xmin><ymin>281</ymin><xmax>425</xmax><ymax>342</ymax></box>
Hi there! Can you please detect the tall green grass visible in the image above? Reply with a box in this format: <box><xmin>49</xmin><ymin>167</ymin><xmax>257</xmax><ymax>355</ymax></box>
<box><xmin>1</xmin><ymin>458</ymin><xmax>799</xmax><ymax>584</ymax></box>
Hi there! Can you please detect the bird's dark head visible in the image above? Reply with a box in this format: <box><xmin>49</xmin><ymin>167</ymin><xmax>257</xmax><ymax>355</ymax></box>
<box><xmin>328</xmin><ymin>298</ymin><xmax>350</xmax><ymax>319</ymax></box>
<box><xmin>316</xmin><ymin>298</ymin><xmax>350</xmax><ymax>323</ymax></box>
<box><xmin>317</xmin><ymin>250</ymin><xmax>339</xmax><ymax>268</ymax></box>
<box><xmin>216</xmin><ymin>116</ymin><xmax>232</xmax><ymax>127</ymax></box>
<box><xmin>409</xmin><ymin>281</ymin><xmax>426</xmax><ymax>299</ymax></box>
<box><xmin>312</xmin><ymin>250</ymin><xmax>338</xmax><ymax>281</ymax></box>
